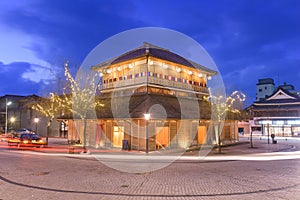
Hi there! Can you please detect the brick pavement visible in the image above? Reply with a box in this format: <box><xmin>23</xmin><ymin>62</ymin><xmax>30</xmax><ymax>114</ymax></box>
<box><xmin>0</xmin><ymin>151</ymin><xmax>299</xmax><ymax>200</ymax></box>
<box><xmin>0</xmin><ymin>136</ymin><xmax>299</xmax><ymax>199</ymax></box>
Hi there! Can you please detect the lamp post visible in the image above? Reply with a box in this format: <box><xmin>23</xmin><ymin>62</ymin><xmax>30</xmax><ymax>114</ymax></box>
<box><xmin>34</xmin><ymin>117</ymin><xmax>39</xmax><ymax>134</ymax></box>
<box><xmin>267</xmin><ymin>122</ymin><xmax>270</xmax><ymax>144</ymax></box>
<box><xmin>250</xmin><ymin>128</ymin><xmax>253</xmax><ymax>148</ymax></box>
<box><xmin>5</xmin><ymin>99</ymin><xmax>12</xmax><ymax>134</ymax></box>
<box><xmin>144</xmin><ymin>113</ymin><xmax>150</xmax><ymax>154</ymax></box>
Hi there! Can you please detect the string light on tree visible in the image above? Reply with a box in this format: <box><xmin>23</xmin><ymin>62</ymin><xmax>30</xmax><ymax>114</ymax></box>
<box><xmin>32</xmin><ymin>60</ymin><xmax>104</xmax><ymax>148</ymax></box>
<box><xmin>204</xmin><ymin>90</ymin><xmax>246</xmax><ymax>153</ymax></box>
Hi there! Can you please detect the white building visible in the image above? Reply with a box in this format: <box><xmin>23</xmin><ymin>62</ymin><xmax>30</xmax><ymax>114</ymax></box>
<box><xmin>256</xmin><ymin>78</ymin><xmax>275</xmax><ymax>101</ymax></box>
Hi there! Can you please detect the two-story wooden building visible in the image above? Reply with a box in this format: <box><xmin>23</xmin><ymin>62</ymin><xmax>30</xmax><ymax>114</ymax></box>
<box><xmin>66</xmin><ymin>43</ymin><xmax>239</xmax><ymax>151</ymax></box>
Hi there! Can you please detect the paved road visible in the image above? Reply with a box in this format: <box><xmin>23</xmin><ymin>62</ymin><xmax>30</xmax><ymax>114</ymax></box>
<box><xmin>0</xmin><ymin>137</ymin><xmax>300</xmax><ymax>199</ymax></box>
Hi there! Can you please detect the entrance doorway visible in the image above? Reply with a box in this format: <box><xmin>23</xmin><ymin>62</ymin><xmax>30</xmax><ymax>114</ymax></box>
<box><xmin>197</xmin><ymin>126</ymin><xmax>207</xmax><ymax>144</ymax></box>
<box><xmin>156</xmin><ymin>127</ymin><xmax>169</xmax><ymax>149</ymax></box>
<box><xmin>113</xmin><ymin>126</ymin><xmax>124</xmax><ymax>147</ymax></box>
<box><xmin>60</xmin><ymin>121</ymin><xmax>68</xmax><ymax>138</ymax></box>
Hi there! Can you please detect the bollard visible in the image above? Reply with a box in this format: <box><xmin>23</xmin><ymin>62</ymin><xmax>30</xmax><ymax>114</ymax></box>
<box><xmin>69</xmin><ymin>147</ymin><xmax>75</xmax><ymax>154</ymax></box>
<box><xmin>271</xmin><ymin>134</ymin><xmax>277</xmax><ymax>144</ymax></box>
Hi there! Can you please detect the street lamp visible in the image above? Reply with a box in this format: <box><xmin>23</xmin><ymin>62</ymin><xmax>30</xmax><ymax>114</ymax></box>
<box><xmin>10</xmin><ymin>117</ymin><xmax>15</xmax><ymax>130</ymax></box>
<box><xmin>34</xmin><ymin>117</ymin><xmax>39</xmax><ymax>134</ymax></box>
<box><xmin>144</xmin><ymin>113</ymin><xmax>150</xmax><ymax>154</ymax></box>
<box><xmin>5</xmin><ymin>99</ymin><xmax>12</xmax><ymax>134</ymax></box>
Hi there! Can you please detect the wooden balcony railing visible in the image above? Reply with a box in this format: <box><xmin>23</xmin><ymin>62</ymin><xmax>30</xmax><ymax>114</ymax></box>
<box><xmin>100</xmin><ymin>76</ymin><xmax>208</xmax><ymax>93</ymax></box>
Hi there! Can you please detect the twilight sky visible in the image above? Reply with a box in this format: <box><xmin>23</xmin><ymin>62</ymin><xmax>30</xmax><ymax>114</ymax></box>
<box><xmin>0</xmin><ymin>0</ymin><xmax>299</xmax><ymax>105</ymax></box>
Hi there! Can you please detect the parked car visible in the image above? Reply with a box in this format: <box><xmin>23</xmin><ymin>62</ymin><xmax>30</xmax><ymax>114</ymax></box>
<box><xmin>7</xmin><ymin>129</ymin><xmax>36</xmax><ymax>145</ymax></box>
<box><xmin>16</xmin><ymin>128</ymin><xmax>35</xmax><ymax>134</ymax></box>
<box><xmin>7</xmin><ymin>134</ymin><xmax>21</xmax><ymax>146</ymax></box>
<box><xmin>1</xmin><ymin>130</ymin><xmax>16</xmax><ymax>142</ymax></box>
<box><xmin>18</xmin><ymin>133</ymin><xmax>45</xmax><ymax>147</ymax></box>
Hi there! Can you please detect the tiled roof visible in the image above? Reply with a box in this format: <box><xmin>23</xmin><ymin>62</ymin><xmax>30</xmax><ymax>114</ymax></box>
<box><xmin>251</xmin><ymin>104</ymin><xmax>300</xmax><ymax>110</ymax></box>
<box><xmin>95</xmin><ymin>42</ymin><xmax>216</xmax><ymax>74</ymax></box>
<box><xmin>96</xmin><ymin>93</ymin><xmax>211</xmax><ymax>119</ymax></box>
<box><xmin>276</xmin><ymin>87</ymin><xmax>300</xmax><ymax>98</ymax></box>
<box><xmin>58</xmin><ymin>93</ymin><xmax>241</xmax><ymax>120</ymax></box>
<box><xmin>250</xmin><ymin>88</ymin><xmax>300</xmax><ymax>113</ymax></box>
<box><xmin>254</xmin><ymin>98</ymin><xmax>300</xmax><ymax>104</ymax></box>
<box><xmin>59</xmin><ymin>93</ymin><xmax>212</xmax><ymax>120</ymax></box>
<box><xmin>254</xmin><ymin>87</ymin><xmax>300</xmax><ymax>105</ymax></box>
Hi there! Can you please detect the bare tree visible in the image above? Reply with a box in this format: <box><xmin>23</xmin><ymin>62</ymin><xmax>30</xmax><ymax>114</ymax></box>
<box><xmin>32</xmin><ymin>93</ymin><xmax>63</xmax><ymax>145</ymax></box>
<box><xmin>32</xmin><ymin>61</ymin><xmax>103</xmax><ymax>151</ymax></box>
<box><xmin>205</xmin><ymin>90</ymin><xmax>246</xmax><ymax>153</ymax></box>
<box><xmin>62</xmin><ymin>61</ymin><xmax>103</xmax><ymax>152</ymax></box>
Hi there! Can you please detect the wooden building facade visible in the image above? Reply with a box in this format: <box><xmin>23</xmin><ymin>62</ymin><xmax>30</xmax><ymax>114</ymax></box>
<box><xmin>65</xmin><ymin>43</ymin><xmax>239</xmax><ymax>151</ymax></box>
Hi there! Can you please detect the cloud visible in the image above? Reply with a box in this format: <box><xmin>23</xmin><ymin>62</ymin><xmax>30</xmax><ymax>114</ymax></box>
<box><xmin>0</xmin><ymin>62</ymin><xmax>36</xmax><ymax>95</ymax></box>
<box><xmin>223</xmin><ymin>65</ymin><xmax>267</xmax><ymax>82</ymax></box>
<box><xmin>0</xmin><ymin>24</ymin><xmax>61</xmax><ymax>96</ymax></box>
<box><xmin>21</xmin><ymin>64</ymin><xmax>57</xmax><ymax>84</ymax></box>
<box><xmin>222</xmin><ymin>64</ymin><xmax>267</xmax><ymax>102</ymax></box>
<box><xmin>0</xmin><ymin>61</ymin><xmax>62</xmax><ymax>96</ymax></box>
<box><xmin>0</xmin><ymin>0</ymin><xmax>299</xmax><ymax>101</ymax></box>
<box><xmin>0</xmin><ymin>0</ymin><xmax>140</xmax><ymax>65</ymax></box>
<box><xmin>0</xmin><ymin>26</ymin><xmax>44</xmax><ymax>64</ymax></box>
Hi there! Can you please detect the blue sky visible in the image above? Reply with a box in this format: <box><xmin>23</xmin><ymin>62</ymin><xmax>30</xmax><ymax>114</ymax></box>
<box><xmin>0</xmin><ymin>0</ymin><xmax>299</xmax><ymax>105</ymax></box>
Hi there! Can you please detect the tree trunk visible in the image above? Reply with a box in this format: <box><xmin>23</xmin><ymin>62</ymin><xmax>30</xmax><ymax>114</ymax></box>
<box><xmin>250</xmin><ymin>130</ymin><xmax>253</xmax><ymax>148</ymax></box>
<box><xmin>218</xmin><ymin>122</ymin><xmax>221</xmax><ymax>153</ymax></box>
<box><xmin>46</xmin><ymin>120</ymin><xmax>51</xmax><ymax>146</ymax></box>
<box><xmin>83</xmin><ymin>118</ymin><xmax>87</xmax><ymax>153</ymax></box>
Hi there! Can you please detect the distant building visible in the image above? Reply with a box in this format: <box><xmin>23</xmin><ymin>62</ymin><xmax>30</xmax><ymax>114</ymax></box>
<box><xmin>0</xmin><ymin>95</ymin><xmax>27</xmax><ymax>132</ymax></box>
<box><xmin>279</xmin><ymin>82</ymin><xmax>295</xmax><ymax>91</ymax></box>
<box><xmin>278</xmin><ymin>82</ymin><xmax>300</xmax><ymax>97</ymax></box>
<box><xmin>256</xmin><ymin>78</ymin><xmax>275</xmax><ymax>101</ymax></box>
<box><xmin>0</xmin><ymin>94</ymin><xmax>60</xmax><ymax>137</ymax></box>
<box><xmin>255</xmin><ymin>78</ymin><xmax>300</xmax><ymax>101</ymax></box>
<box><xmin>248</xmin><ymin>87</ymin><xmax>300</xmax><ymax>136</ymax></box>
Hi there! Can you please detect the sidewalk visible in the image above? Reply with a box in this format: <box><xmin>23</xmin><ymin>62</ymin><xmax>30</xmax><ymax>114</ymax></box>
<box><xmin>43</xmin><ymin>136</ymin><xmax>298</xmax><ymax>156</ymax></box>
<box><xmin>206</xmin><ymin>136</ymin><xmax>298</xmax><ymax>156</ymax></box>
<box><xmin>45</xmin><ymin>137</ymin><xmax>84</xmax><ymax>153</ymax></box>
<box><xmin>1</xmin><ymin>135</ymin><xmax>296</xmax><ymax>155</ymax></box>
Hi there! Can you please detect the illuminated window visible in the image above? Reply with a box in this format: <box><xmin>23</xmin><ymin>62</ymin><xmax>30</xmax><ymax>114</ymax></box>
<box><xmin>113</xmin><ymin>126</ymin><xmax>124</xmax><ymax>147</ymax></box>
<box><xmin>127</xmin><ymin>75</ymin><xmax>132</xmax><ymax>79</ymax></box>
<box><xmin>274</xmin><ymin>121</ymin><xmax>284</xmax><ymax>125</ymax></box>
<box><xmin>156</xmin><ymin>127</ymin><xmax>169</xmax><ymax>148</ymax></box>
